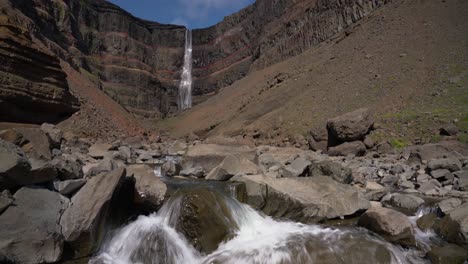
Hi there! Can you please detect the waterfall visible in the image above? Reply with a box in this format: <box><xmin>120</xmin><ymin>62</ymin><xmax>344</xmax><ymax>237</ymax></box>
<box><xmin>178</xmin><ymin>29</ymin><xmax>193</xmax><ymax>110</ymax></box>
<box><xmin>91</xmin><ymin>187</ymin><xmax>428</xmax><ymax>264</ymax></box>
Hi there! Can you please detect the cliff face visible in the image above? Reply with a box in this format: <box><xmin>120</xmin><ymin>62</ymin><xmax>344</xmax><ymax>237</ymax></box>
<box><xmin>0</xmin><ymin>0</ymin><xmax>389</xmax><ymax>122</ymax></box>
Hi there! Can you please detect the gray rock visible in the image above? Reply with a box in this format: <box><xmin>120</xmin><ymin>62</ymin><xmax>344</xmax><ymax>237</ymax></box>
<box><xmin>428</xmin><ymin>158</ymin><xmax>462</xmax><ymax>172</ymax></box>
<box><xmin>454</xmin><ymin>170</ymin><xmax>468</xmax><ymax>191</ymax></box>
<box><xmin>50</xmin><ymin>155</ymin><xmax>83</xmax><ymax>180</ymax></box>
<box><xmin>54</xmin><ymin>179</ymin><xmax>86</xmax><ymax>196</ymax></box>
<box><xmin>431</xmin><ymin>169</ymin><xmax>452</xmax><ymax>180</ymax></box>
<box><xmin>437</xmin><ymin>198</ymin><xmax>462</xmax><ymax>215</ymax></box>
<box><xmin>434</xmin><ymin>202</ymin><xmax>468</xmax><ymax>245</ymax></box>
<box><xmin>0</xmin><ymin>190</ymin><xmax>13</xmax><ymax>214</ymax></box>
<box><xmin>86</xmin><ymin>158</ymin><xmax>123</xmax><ymax>177</ymax></box>
<box><xmin>419</xmin><ymin>179</ymin><xmax>442</xmax><ymax>194</ymax></box>
<box><xmin>389</xmin><ymin>164</ymin><xmax>404</xmax><ymax>175</ymax></box>
<box><xmin>439</xmin><ymin>124</ymin><xmax>459</xmax><ymax>136</ymax></box>
<box><xmin>327</xmin><ymin>108</ymin><xmax>374</xmax><ymax>142</ymax></box>
<box><xmin>365</xmin><ymin>188</ymin><xmax>389</xmax><ymax>202</ymax></box>
<box><xmin>0</xmin><ymin>187</ymin><xmax>69</xmax><ymax>263</ymax></box>
<box><xmin>0</xmin><ymin>139</ymin><xmax>31</xmax><ymax>190</ymax></box>
<box><xmin>398</xmin><ymin>180</ymin><xmax>415</xmax><ymax>190</ymax></box>
<box><xmin>358</xmin><ymin>207</ymin><xmax>415</xmax><ymax>246</ymax></box>
<box><xmin>363</xmin><ymin>137</ymin><xmax>375</xmax><ymax>149</ymax></box>
<box><xmin>381</xmin><ymin>193</ymin><xmax>424</xmax><ymax>213</ymax></box>
<box><xmin>234</xmin><ymin>175</ymin><xmax>370</xmax><ymax>222</ymax></box>
<box><xmin>180</xmin><ymin>166</ymin><xmax>205</xmax><ymax>178</ymax></box>
<box><xmin>40</xmin><ymin>123</ymin><xmax>63</xmax><ymax>148</ymax></box>
<box><xmin>403</xmin><ymin>141</ymin><xmax>468</xmax><ymax>161</ymax></box>
<box><xmin>328</xmin><ymin>141</ymin><xmax>366</xmax><ymax>157</ymax></box>
<box><xmin>117</xmin><ymin>146</ymin><xmax>131</xmax><ymax>161</ymax></box>
<box><xmin>380</xmin><ymin>174</ymin><xmax>398</xmax><ymax>186</ymax></box>
<box><xmin>281</xmin><ymin>157</ymin><xmax>311</xmax><ymax>177</ymax></box>
<box><xmin>60</xmin><ymin>167</ymin><xmax>126</xmax><ymax>258</ymax></box>
<box><xmin>416</xmin><ymin>213</ymin><xmax>438</xmax><ymax>231</ymax></box>
<box><xmin>417</xmin><ymin>174</ymin><xmax>430</xmax><ymax>183</ymax></box>
<box><xmin>88</xmin><ymin>143</ymin><xmax>113</xmax><ymax>159</ymax></box>
<box><xmin>127</xmin><ymin>165</ymin><xmax>167</xmax><ymax>210</ymax></box>
<box><xmin>161</xmin><ymin>160</ymin><xmax>181</xmax><ymax>177</ymax></box>
<box><xmin>206</xmin><ymin>155</ymin><xmax>258</xmax><ymax>181</ymax></box>
<box><xmin>428</xmin><ymin>244</ymin><xmax>468</xmax><ymax>264</ymax></box>
<box><xmin>0</xmin><ymin>129</ymin><xmax>27</xmax><ymax>146</ymax></box>
<box><xmin>14</xmin><ymin>127</ymin><xmax>52</xmax><ymax>161</ymax></box>
<box><xmin>309</xmin><ymin>160</ymin><xmax>353</xmax><ymax>184</ymax></box>
<box><xmin>309</xmin><ymin>127</ymin><xmax>328</xmax><ymax>142</ymax></box>
<box><xmin>23</xmin><ymin>158</ymin><xmax>58</xmax><ymax>185</ymax></box>
<box><xmin>307</xmin><ymin>136</ymin><xmax>328</xmax><ymax>152</ymax></box>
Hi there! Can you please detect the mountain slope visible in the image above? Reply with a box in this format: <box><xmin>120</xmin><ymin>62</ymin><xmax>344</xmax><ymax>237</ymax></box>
<box><xmin>158</xmin><ymin>0</ymin><xmax>468</xmax><ymax>145</ymax></box>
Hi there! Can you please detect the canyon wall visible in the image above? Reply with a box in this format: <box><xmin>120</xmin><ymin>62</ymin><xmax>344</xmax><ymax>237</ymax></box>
<box><xmin>0</xmin><ymin>0</ymin><xmax>389</xmax><ymax>122</ymax></box>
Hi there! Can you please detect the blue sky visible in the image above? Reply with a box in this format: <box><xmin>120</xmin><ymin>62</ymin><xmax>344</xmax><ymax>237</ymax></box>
<box><xmin>108</xmin><ymin>0</ymin><xmax>255</xmax><ymax>29</ymax></box>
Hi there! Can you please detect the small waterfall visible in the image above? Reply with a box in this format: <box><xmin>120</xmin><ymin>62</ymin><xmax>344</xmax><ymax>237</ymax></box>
<box><xmin>91</xmin><ymin>188</ymin><xmax>428</xmax><ymax>264</ymax></box>
<box><xmin>178</xmin><ymin>29</ymin><xmax>193</xmax><ymax>110</ymax></box>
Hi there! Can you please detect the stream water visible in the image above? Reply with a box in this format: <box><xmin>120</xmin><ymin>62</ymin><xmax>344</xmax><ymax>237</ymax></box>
<box><xmin>91</xmin><ymin>175</ymin><xmax>438</xmax><ymax>264</ymax></box>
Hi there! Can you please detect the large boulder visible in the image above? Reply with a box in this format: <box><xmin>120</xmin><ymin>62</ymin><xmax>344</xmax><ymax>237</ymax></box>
<box><xmin>60</xmin><ymin>167</ymin><xmax>126</xmax><ymax>258</ymax></box>
<box><xmin>126</xmin><ymin>164</ymin><xmax>167</xmax><ymax>210</ymax></box>
<box><xmin>183</xmin><ymin>144</ymin><xmax>256</xmax><ymax>172</ymax></box>
<box><xmin>308</xmin><ymin>160</ymin><xmax>353</xmax><ymax>184</ymax></box>
<box><xmin>87</xmin><ymin>143</ymin><xmax>113</xmax><ymax>159</ymax></box>
<box><xmin>233</xmin><ymin>175</ymin><xmax>370</xmax><ymax>222</ymax></box>
<box><xmin>434</xmin><ymin>202</ymin><xmax>468</xmax><ymax>245</ymax></box>
<box><xmin>206</xmin><ymin>155</ymin><xmax>259</xmax><ymax>181</ymax></box>
<box><xmin>428</xmin><ymin>158</ymin><xmax>462</xmax><ymax>172</ymax></box>
<box><xmin>327</xmin><ymin>108</ymin><xmax>374</xmax><ymax>142</ymax></box>
<box><xmin>50</xmin><ymin>154</ymin><xmax>84</xmax><ymax>180</ymax></box>
<box><xmin>172</xmin><ymin>188</ymin><xmax>238</xmax><ymax>254</ymax></box>
<box><xmin>328</xmin><ymin>141</ymin><xmax>366</xmax><ymax>157</ymax></box>
<box><xmin>23</xmin><ymin>158</ymin><xmax>58</xmax><ymax>185</ymax></box>
<box><xmin>53</xmin><ymin>179</ymin><xmax>87</xmax><ymax>197</ymax></box>
<box><xmin>0</xmin><ymin>139</ymin><xmax>31</xmax><ymax>190</ymax></box>
<box><xmin>85</xmin><ymin>158</ymin><xmax>123</xmax><ymax>177</ymax></box>
<box><xmin>0</xmin><ymin>187</ymin><xmax>69</xmax><ymax>263</ymax></box>
<box><xmin>428</xmin><ymin>244</ymin><xmax>468</xmax><ymax>264</ymax></box>
<box><xmin>14</xmin><ymin>127</ymin><xmax>52</xmax><ymax>160</ymax></box>
<box><xmin>381</xmin><ymin>193</ymin><xmax>424</xmax><ymax>213</ymax></box>
<box><xmin>358</xmin><ymin>206</ymin><xmax>415</xmax><ymax>246</ymax></box>
<box><xmin>403</xmin><ymin>141</ymin><xmax>468</xmax><ymax>161</ymax></box>
<box><xmin>281</xmin><ymin>157</ymin><xmax>311</xmax><ymax>178</ymax></box>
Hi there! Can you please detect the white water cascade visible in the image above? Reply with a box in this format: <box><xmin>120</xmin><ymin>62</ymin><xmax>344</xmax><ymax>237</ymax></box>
<box><xmin>178</xmin><ymin>29</ymin><xmax>193</xmax><ymax>110</ymax></box>
<box><xmin>91</xmin><ymin>188</ymin><xmax>429</xmax><ymax>264</ymax></box>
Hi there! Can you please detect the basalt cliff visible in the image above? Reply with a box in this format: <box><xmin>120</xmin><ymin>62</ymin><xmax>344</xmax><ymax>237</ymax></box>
<box><xmin>0</xmin><ymin>0</ymin><xmax>389</xmax><ymax>122</ymax></box>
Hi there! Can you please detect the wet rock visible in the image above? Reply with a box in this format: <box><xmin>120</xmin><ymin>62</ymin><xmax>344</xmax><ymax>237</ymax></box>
<box><xmin>381</xmin><ymin>193</ymin><xmax>424</xmax><ymax>213</ymax></box>
<box><xmin>416</xmin><ymin>213</ymin><xmax>438</xmax><ymax>231</ymax></box>
<box><xmin>309</xmin><ymin>160</ymin><xmax>353</xmax><ymax>184</ymax></box>
<box><xmin>54</xmin><ymin>179</ymin><xmax>86</xmax><ymax>197</ymax></box>
<box><xmin>358</xmin><ymin>207</ymin><xmax>415</xmax><ymax>246</ymax></box>
<box><xmin>88</xmin><ymin>143</ymin><xmax>113</xmax><ymax>159</ymax></box>
<box><xmin>40</xmin><ymin>123</ymin><xmax>63</xmax><ymax>148</ymax></box>
<box><xmin>439</xmin><ymin>124</ymin><xmax>459</xmax><ymax>136</ymax></box>
<box><xmin>14</xmin><ymin>128</ymin><xmax>52</xmax><ymax>161</ymax></box>
<box><xmin>0</xmin><ymin>190</ymin><xmax>13</xmax><ymax>214</ymax></box>
<box><xmin>50</xmin><ymin>154</ymin><xmax>84</xmax><ymax>180</ymax></box>
<box><xmin>180</xmin><ymin>166</ymin><xmax>205</xmax><ymax>178</ymax></box>
<box><xmin>327</xmin><ymin>108</ymin><xmax>374</xmax><ymax>142</ymax></box>
<box><xmin>328</xmin><ymin>141</ymin><xmax>366</xmax><ymax>157</ymax></box>
<box><xmin>127</xmin><ymin>165</ymin><xmax>167</xmax><ymax>210</ymax></box>
<box><xmin>234</xmin><ymin>175</ymin><xmax>370</xmax><ymax>222</ymax></box>
<box><xmin>183</xmin><ymin>144</ymin><xmax>256</xmax><ymax>172</ymax></box>
<box><xmin>434</xmin><ymin>202</ymin><xmax>468</xmax><ymax>245</ymax></box>
<box><xmin>428</xmin><ymin>244</ymin><xmax>468</xmax><ymax>264</ymax></box>
<box><xmin>437</xmin><ymin>198</ymin><xmax>462</xmax><ymax>215</ymax></box>
<box><xmin>428</xmin><ymin>158</ymin><xmax>462</xmax><ymax>172</ymax></box>
<box><xmin>0</xmin><ymin>187</ymin><xmax>69</xmax><ymax>264</ymax></box>
<box><xmin>60</xmin><ymin>167</ymin><xmax>126</xmax><ymax>258</ymax></box>
<box><xmin>0</xmin><ymin>139</ymin><xmax>31</xmax><ymax>190</ymax></box>
<box><xmin>161</xmin><ymin>160</ymin><xmax>181</xmax><ymax>177</ymax></box>
<box><xmin>281</xmin><ymin>157</ymin><xmax>311</xmax><ymax>177</ymax></box>
<box><xmin>206</xmin><ymin>155</ymin><xmax>258</xmax><ymax>181</ymax></box>
<box><xmin>174</xmin><ymin>188</ymin><xmax>238</xmax><ymax>254</ymax></box>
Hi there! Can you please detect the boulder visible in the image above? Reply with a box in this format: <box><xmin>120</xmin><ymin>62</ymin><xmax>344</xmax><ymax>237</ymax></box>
<box><xmin>60</xmin><ymin>167</ymin><xmax>126</xmax><ymax>258</ymax></box>
<box><xmin>40</xmin><ymin>123</ymin><xmax>63</xmax><ymax>148</ymax></box>
<box><xmin>0</xmin><ymin>187</ymin><xmax>69</xmax><ymax>264</ymax></box>
<box><xmin>428</xmin><ymin>244</ymin><xmax>468</xmax><ymax>264</ymax></box>
<box><xmin>86</xmin><ymin>158</ymin><xmax>123</xmax><ymax>177</ymax></box>
<box><xmin>0</xmin><ymin>139</ymin><xmax>31</xmax><ymax>190</ymax></box>
<box><xmin>161</xmin><ymin>160</ymin><xmax>181</xmax><ymax>177</ymax></box>
<box><xmin>53</xmin><ymin>179</ymin><xmax>87</xmax><ymax>197</ymax></box>
<box><xmin>180</xmin><ymin>166</ymin><xmax>205</xmax><ymax>178</ymax></box>
<box><xmin>206</xmin><ymin>155</ymin><xmax>258</xmax><ymax>181</ymax></box>
<box><xmin>233</xmin><ymin>175</ymin><xmax>370</xmax><ymax>222</ymax></box>
<box><xmin>327</xmin><ymin>108</ymin><xmax>374</xmax><ymax>142</ymax></box>
<box><xmin>23</xmin><ymin>158</ymin><xmax>58</xmax><ymax>185</ymax></box>
<box><xmin>434</xmin><ymin>202</ymin><xmax>468</xmax><ymax>245</ymax></box>
<box><xmin>308</xmin><ymin>160</ymin><xmax>353</xmax><ymax>184</ymax></box>
<box><xmin>428</xmin><ymin>158</ymin><xmax>462</xmax><ymax>172</ymax></box>
<box><xmin>439</xmin><ymin>124</ymin><xmax>459</xmax><ymax>136</ymax></box>
<box><xmin>454</xmin><ymin>170</ymin><xmax>468</xmax><ymax>191</ymax></box>
<box><xmin>281</xmin><ymin>157</ymin><xmax>311</xmax><ymax>177</ymax></box>
<box><xmin>307</xmin><ymin>136</ymin><xmax>328</xmax><ymax>152</ymax></box>
<box><xmin>183</xmin><ymin>144</ymin><xmax>256</xmax><ymax>172</ymax></box>
<box><xmin>381</xmin><ymin>193</ymin><xmax>424</xmax><ymax>213</ymax></box>
<box><xmin>363</xmin><ymin>137</ymin><xmax>375</xmax><ymax>149</ymax></box>
<box><xmin>437</xmin><ymin>198</ymin><xmax>462</xmax><ymax>215</ymax></box>
<box><xmin>431</xmin><ymin>169</ymin><xmax>452</xmax><ymax>180</ymax></box>
<box><xmin>416</xmin><ymin>213</ymin><xmax>438</xmax><ymax>231</ymax></box>
<box><xmin>14</xmin><ymin>127</ymin><xmax>52</xmax><ymax>160</ymax></box>
<box><xmin>358</xmin><ymin>206</ymin><xmax>415</xmax><ymax>246</ymax></box>
<box><xmin>117</xmin><ymin>146</ymin><xmax>131</xmax><ymax>161</ymax></box>
<box><xmin>418</xmin><ymin>180</ymin><xmax>442</xmax><ymax>195</ymax></box>
<box><xmin>50</xmin><ymin>154</ymin><xmax>84</xmax><ymax>180</ymax></box>
<box><xmin>403</xmin><ymin>141</ymin><xmax>468</xmax><ymax>161</ymax></box>
<box><xmin>172</xmin><ymin>188</ymin><xmax>238</xmax><ymax>254</ymax></box>
<box><xmin>88</xmin><ymin>143</ymin><xmax>113</xmax><ymax>159</ymax></box>
<box><xmin>126</xmin><ymin>165</ymin><xmax>167</xmax><ymax>209</ymax></box>
<box><xmin>328</xmin><ymin>141</ymin><xmax>366</xmax><ymax>157</ymax></box>
<box><xmin>0</xmin><ymin>190</ymin><xmax>13</xmax><ymax>214</ymax></box>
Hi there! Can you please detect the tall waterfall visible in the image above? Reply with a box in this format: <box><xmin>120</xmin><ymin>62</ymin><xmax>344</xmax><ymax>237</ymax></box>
<box><xmin>178</xmin><ymin>29</ymin><xmax>193</xmax><ymax>110</ymax></box>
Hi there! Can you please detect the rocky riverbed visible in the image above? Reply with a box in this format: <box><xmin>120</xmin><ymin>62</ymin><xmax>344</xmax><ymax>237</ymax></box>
<box><xmin>1</xmin><ymin>113</ymin><xmax>468</xmax><ymax>263</ymax></box>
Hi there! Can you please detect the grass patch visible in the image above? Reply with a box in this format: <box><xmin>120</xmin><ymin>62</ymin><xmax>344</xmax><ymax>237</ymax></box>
<box><xmin>390</xmin><ymin>138</ymin><xmax>409</xmax><ymax>149</ymax></box>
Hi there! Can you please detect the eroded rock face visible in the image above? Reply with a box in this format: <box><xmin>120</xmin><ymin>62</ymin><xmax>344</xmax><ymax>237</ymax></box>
<box><xmin>0</xmin><ymin>187</ymin><xmax>69</xmax><ymax>264</ymax></box>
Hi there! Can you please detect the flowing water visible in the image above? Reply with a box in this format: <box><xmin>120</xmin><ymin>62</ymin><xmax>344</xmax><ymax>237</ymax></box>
<box><xmin>91</xmin><ymin>179</ymin><xmax>436</xmax><ymax>264</ymax></box>
<box><xmin>178</xmin><ymin>29</ymin><xmax>193</xmax><ymax>110</ymax></box>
